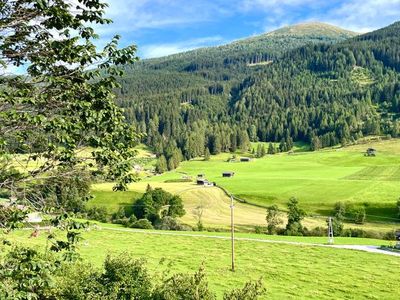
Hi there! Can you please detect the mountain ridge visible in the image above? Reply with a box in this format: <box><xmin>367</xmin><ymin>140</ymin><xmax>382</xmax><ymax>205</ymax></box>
<box><xmin>116</xmin><ymin>21</ymin><xmax>400</xmax><ymax>164</ymax></box>
<box><xmin>139</xmin><ymin>22</ymin><xmax>358</xmax><ymax>63</ymax></box>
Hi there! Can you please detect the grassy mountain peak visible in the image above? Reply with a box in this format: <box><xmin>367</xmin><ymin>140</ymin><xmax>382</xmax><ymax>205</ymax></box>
<box><xmin>266</xmin><ymin>22</ymin><xmax>358</xmax><ymax>38</ymax></box>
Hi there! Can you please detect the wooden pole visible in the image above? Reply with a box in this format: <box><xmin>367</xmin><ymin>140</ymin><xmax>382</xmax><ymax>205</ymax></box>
<box><xmin>230</xmin><ymin>194</ymin><xmax>235</xmax><ymax>272</ymax></box>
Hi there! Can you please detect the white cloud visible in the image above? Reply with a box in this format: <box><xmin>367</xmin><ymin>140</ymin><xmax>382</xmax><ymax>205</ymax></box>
<box><xmin>326</xmin><ymin>0</ymin><xmax>400</xmax><ymax>32</ymax></box>
<box><xmin>239</xmin><ymin>0</ymin><xmax>400</xmax><ymax>33</ymax></box>
<box><xmin>99</xmin><ymin>0</ymin><xmax>235</xmax><ymax>34</ymax></box>
<box><xmin>140</xmin><ymin>36</ymin><xmax>224</xmax><ymax>58</ymax></box>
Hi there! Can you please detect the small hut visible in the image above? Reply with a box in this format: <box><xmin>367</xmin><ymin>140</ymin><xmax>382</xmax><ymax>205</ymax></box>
<box><xmin>197</xmin><ymin>178</ymin><xmax>208</xmax><ymax>185</ymax></box>
<box><xmin>365</xmin><ymin>148</ymin><xmax>376</xmax><ymax>156</ymax></box>
<box><xmin>240</xmin><ymin>157</ymin><xmax>252</xmax><ymax>162</ymax></box>
<box><xmin>222</xmin><ymin>171</ymin><xmax>235</xmax><ymax>178</ymax></box>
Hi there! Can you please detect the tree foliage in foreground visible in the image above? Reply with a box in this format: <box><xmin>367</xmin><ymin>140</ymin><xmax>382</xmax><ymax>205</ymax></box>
<box><xmin>0</xmin><ymin>248</ymin><xmax>266</xmax><ymax>300</ymax></box>
<box><xmin>0</xmin><ymin>0</ymin><xmax>139</xmax><ymax>210</ymax></box>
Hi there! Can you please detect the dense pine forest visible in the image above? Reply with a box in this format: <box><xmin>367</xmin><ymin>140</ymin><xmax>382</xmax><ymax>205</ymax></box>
<box><xmin>115</xmin><ymin>22</ymin><xmax>400</xmax><ymax>168</ymax></box>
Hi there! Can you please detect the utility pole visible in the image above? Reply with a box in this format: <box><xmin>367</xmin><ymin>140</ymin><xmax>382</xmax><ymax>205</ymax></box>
<box><xmin>328</xmin><ymin>217</ymin><xmax>334</xmax><ymax>244</ymax></box>
<box><xmin>230</xmin><ymin>194</ymin><xmax>235</xmax><ymax>272</ymax></box>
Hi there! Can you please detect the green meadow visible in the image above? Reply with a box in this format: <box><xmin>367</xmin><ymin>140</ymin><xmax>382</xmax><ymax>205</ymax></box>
<box><xmin>4</xmin><ymin>226</ymin><xmax>400</xmax><ymax>299</ymax></box>
<box><xmin>142</xmin><ymin>139</ymin><xmax>400</xmax><ymax>217</ymax></box>
<box><xmin>89</xmin><ymin>139</ymin><xmax>400</xmax><ymax>231</ymax></box>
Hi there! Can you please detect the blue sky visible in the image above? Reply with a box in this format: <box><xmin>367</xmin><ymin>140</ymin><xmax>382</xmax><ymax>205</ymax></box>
<box><xmin>97</xmin><ymin>0</ymin><xmax>400</xmax><ymax>59</ymax></box>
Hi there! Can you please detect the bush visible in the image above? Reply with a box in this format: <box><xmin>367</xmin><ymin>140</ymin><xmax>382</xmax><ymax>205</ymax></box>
<box><xmin>353</xmin><ymin>207</ymin><xmax>366</xmax><ymax>224</ymax></box>
<box><xmin>130</xmin><ymin>219</ymin><xmax>154</xmax><ymax>229</ymax></box>
<box><xmin>154</xmin><ymin>265</ymin><xmax>216</xmax><ymax>300</ymax></box>
<box><xmin>86</xmin><ymin>206</ymin><xmax>108</xmax><ymax>223</ymax></box>
<box><xmin>223</xmin><ymin>278</ymin><xmax>266</xmax><ymax>300</ymax></box>
<box><xmin>254</xmin><ymin>226</ymin><xmax>265</xmax><ymax>234</ymax></box>
<box><xmin>102</xmin><ymin>255</ymin><xmax>153</xmax><ymax>299</ymax></box>
<box><xmin>111</xmin><ymin>207</ymin><xmax>130</xmax><ymax>225</ymax></box>
<box><xmin>303</xmin><ymin>226</ymin><xmax>325</xmax><ymax>237</ymax></box>
<box><xmin>3</xmin><ymin>247</ymin><xmax>266</xmax><ymax>299</ymax></box>
<box><xmin>154</xmin><ymin>216</ymin><xmax>191</xmax><ymax>231</ymax></box>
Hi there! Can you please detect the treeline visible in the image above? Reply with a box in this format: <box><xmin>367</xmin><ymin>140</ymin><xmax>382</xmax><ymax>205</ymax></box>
<box><xmin>115</xmin><ymin>22</ymin><xmax>400</xmax><ymax>166</ymax></box>
<box><xmin>265</xmin><ymin>198</ymin><xmax>400</xmax><ymax>240</ymax></box>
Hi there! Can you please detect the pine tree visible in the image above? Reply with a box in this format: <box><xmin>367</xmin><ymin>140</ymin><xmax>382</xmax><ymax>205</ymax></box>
<box><xmin>261</xmin><ymin>144</ymin><xmax>266</xmax><ymax>157</ymax></box>
<box><xmin>156</xmin><ymin>155</ymin><xmax>168</xmax><ymax>174</ymax></box>
<box><xmin>256</xmin><ymin>144</ymin><xmax>262</xmax><ymax>158</ymax></box>
<box><xmin>204</xmin><ymin>147</ymin><xmax>211</xmax><ymax>161</ymax></box>
<box><xmin>310</xmin><ymin>136</ymin><xmax>321</xmax><ymax>151</ymax></box>
<box><xmin>267</xmin><ymin>142</ymin><xmax>275</xmax><ymax>155</ymax></box>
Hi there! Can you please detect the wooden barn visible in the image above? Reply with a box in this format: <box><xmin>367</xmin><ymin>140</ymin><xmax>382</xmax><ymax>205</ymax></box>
<box><xmin>222</xmin><ymin>171</ymin><xmax>235</xmax><ymax>177</ymax></box>
<box><xmin>240</xmin><ymin>157</ymin><xmax>252</xmax><ymax>162</ymax></box>
<box><xmin>196</xmin><ymin>178</ymin><xmax>215</xmax><ymax>186</ymax></box>
<box><xmin>365</xmin><ymin>148</ymin><xmax>376</xmax><ymax>156</ymax></box>
<box><xmin>197</xmin><ymin>178</ymin><xmax>208</xmax><ymax>185</ymax></box>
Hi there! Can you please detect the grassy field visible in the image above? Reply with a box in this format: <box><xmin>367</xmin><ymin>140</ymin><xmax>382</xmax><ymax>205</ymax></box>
<box><xmin>144</xmin><ymin>139</ymin><xmax>400</xmax><ymax>218</ymax></box>
<box><xmin>89</xmin><ymin>139</ymin><xmax>400</xmax><ymax>231</ymax></box>
<box><xmin>4</xmin><ymin>226</ymin><xmax>400</xmax><ymax>299</ymax></box>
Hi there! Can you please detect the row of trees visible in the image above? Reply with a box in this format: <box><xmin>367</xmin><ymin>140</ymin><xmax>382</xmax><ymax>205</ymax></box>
<box><xmin>265</xmin><ymin>197</ymin><xmax>306</xmax><ymax>236</ymax></box>
<box><xmin>265</xmin><ymin>198</ymin><xmax>400</xmax><ymax>237</ymax></box>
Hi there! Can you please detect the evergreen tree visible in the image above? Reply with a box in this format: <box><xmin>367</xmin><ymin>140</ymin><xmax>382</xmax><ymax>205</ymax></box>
<box><xmin>204</xmin><ymin>147</ymin><xmax>211</xmax><ymax>161</ymax></box>
<box><xmin>279</xmin><ymin>139</ymin><xmax>287</xmax><ymax>152</ymax></box>
<box><xmin>261</xmin><ymin>144</ymin><xmax>266</xmax><ymax>157</ymax></box>
<box><xmin>156</xmin><ymin>155</ymin><xmax>168</xmax><ymax>174</ymax></box>
<box><xmin>310</xmin><ymin>136</ymin><xmax>321</xmax><ymax>151</ymax></box>
<box><xmin>267</xmin><ymin>143</ymin><xmax>275</xmax><ymax>155</ymax></box>
<box><xmin>256</xmin><ymin>144</ymin><xmax>262</xmax><ymax>158</ymax></box>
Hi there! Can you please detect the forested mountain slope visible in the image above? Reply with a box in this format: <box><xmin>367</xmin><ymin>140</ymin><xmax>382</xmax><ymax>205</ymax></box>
<box><xmin>115</xmin><ymin>22</ymin><xmax>400</xmax><ymax>167</ymax></box>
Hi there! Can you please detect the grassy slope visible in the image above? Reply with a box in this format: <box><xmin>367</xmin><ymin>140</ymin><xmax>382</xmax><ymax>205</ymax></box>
<box><xmin>90</xmin><ymin>139</ymin><xmax>400</xmax><ymax>231</ymax></box>
<box><xmin>5</xmin><ymin>227</ymin><xmax>400</xmax><ymax>299</ymax></box>
<box><xmin>149</xmin><ymin>139</ymin><xmax>400</xmax><ymax>217</ymax></box>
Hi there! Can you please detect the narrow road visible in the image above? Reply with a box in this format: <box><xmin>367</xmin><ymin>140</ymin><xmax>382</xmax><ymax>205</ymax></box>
<box><xmin>98</xmin><ymin>226</ymin><xmax>400</xmax><ymax>257</ymax></box>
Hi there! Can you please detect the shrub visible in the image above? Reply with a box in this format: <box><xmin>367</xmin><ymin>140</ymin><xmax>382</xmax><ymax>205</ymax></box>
<box><xmin>154</xmin><ymin>265</ymin><xmax>216</xmax><ymax>300</ymax></box>
<box><xmin>353</xmin><ymin>207</ymin><xmax>366</xmax><ymax>224</ymax></box>
<box><xmin>86</xmin><ymin>206</ymin><xmax>108</xmax><ymax>223</ymax></box>
<box><xmin>111</xmin><ymin>207</ymin><xmax>130</xmax><ymax>225</ymax></box>
<box><xmin>101</xmin><ymin>255</ymin><xmax>153</xmax><ymax>299</ymax></box>
<box><xmin>0</xmin><ymin>247</ymin><xmax>57</xmax><ymax>299</ymax></box>
<box><xmin>154</xmin><ymin>216</ymin><xmax>190</xmax><ymax>231</ymax></box>
<box><xmin>223</xmin><ymin>278</ymin><xmax>266</xmax><ymax>300</ymax></box>
<box><xmin>254</xmin><ymin>226</ymin><xmax>264</xmax><ymax>234</ymax></box>
<box><xmin>130</xmin><ymin>219</ymin><xmax>154</xmax><ymax>229</ymax></box>
<box><xmin>303</xmin><ymin>226</ymin><xmax>325</xmax><ymax>237</ymax></box>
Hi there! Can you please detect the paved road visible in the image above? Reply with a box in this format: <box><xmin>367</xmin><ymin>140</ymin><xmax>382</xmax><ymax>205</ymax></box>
<box><xmin>98</xmin><ymin>226</ymin><xmax>400</xmax><ymax>257</ymax></box>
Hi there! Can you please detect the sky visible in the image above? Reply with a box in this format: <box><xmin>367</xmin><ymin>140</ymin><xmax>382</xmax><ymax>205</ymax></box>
<box><xmin>3</xmin><ymin>0</ymin><xmax>400</xmax><ymax>75</ymax></box>
<box><xmin>97</xmin><ymin>0</ymin><xmax>400</xmax><ymax>59</ymax></box>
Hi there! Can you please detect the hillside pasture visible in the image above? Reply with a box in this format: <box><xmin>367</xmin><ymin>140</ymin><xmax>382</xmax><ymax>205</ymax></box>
<box><xmin>4</xmin><ymin>226</ymin><xmax>400</xmax><ymax>299</ymax></box>
<box><xmin>161</xmin><ymin>139</ymin><xmax>400</xmax><ymax>220</ymax></box>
